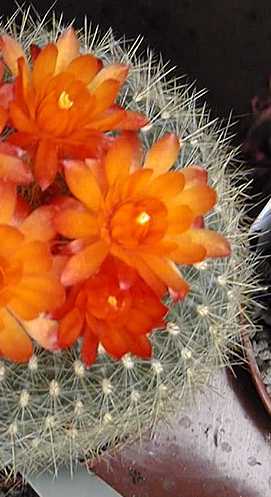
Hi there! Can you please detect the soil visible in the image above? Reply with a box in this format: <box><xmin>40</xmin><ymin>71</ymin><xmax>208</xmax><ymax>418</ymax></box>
<box><xmin>253</xmin><ymin>326</ymin><xmax>271</xmax><ymax>398</ymax></box>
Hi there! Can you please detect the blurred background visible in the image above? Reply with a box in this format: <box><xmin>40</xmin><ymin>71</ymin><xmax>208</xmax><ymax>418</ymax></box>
<box><xmin>1</xmin><ymin>0</ymin><xmax>271</xmax><ymax>120</ymax></box>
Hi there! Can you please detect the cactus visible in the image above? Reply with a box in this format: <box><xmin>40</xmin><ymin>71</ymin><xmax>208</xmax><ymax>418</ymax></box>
<box><xmin>0</xmin><ymin>7</ymin><xmax>259</xmax><ymax>477</ymax></box>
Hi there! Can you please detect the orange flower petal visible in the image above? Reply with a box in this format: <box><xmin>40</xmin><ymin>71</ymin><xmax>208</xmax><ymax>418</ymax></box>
<box><xmin>105</xmin><ymin>132</ymin><xmax>141</xmax><ymax>186</ymax></box>
<box><xmin>64</xmin><ymin>160</ymin><xmax>103</xmax><ymax>211</ymax></box>
<box><xmin>192</xmin><ymin>216</ymin><xmax>204</xmax><ymax>228</ymax></box>
<box><xmin>0</xmin><ymin>82</ymin><xmax>14</xmax><ymax>109</ymax></box>
<box><xmin>119</xmin><ymin>168</ymin><xmax>153</xmax><ymax>199</ymax></box>
<box><xmin>81</xmin><ymin>326</ymin><xmax>99</xmax><ymax>366</ymax></box>
<box><xmin>51</xmin><ymin>195</ymin><xmax>83</xmax><ymax>211</ymax></box>
<box><xmin>125</xmin><ymin>333</ymin><xmax>152</xmax><ymax>358</ymax></box>
<box><xmin>0</xmin><ymin>106</ymin><xmax>7</xmax><ymax>133</ymax></box>
<box><xmin>0</xmin><ymin>181</ymin><xmax>16</xmax><ymax>224</ymax></box>
<box><xmin>141</xmin><ymin>253</ymin><xmax>190</xmax><ymax>296</ymax></box>
<box><xmin>9</xmin><ymin>293</ymin><xmax>43</xmax><ymax>320</ymax></box>
<box><xmin>125</xmin><ymin>309</ymin><xmax>156</xmax><ymax>335</ymax></box>
<box><xmin>34</xmin><ymin>139</ymin><xmax>58</xmax><ymax>190</ymax></box>
<box><xmin>167</xmin><ymin>205</ymin><xmax>194</xmax><ymax>234</ymax></box>
<box><xmin>85</xmin><ymin>158</ymin><xmax>107</xmax><ymax>194</ymax></box>
<box><xmin>111</xmin><ymin>244</ymin><xmax>166</xmax><ymax>297</ymax></box>
<box><xmin>90</xmin><ymin>79</ymin><xmax>121</xmax><ymax>117</ymax></box>
<box><xmin>140</xmin><ymin>240</ymin><xmax>179</xmax><ymax>257</ymax></box>
<box><xmin>32</xmin><ymin>43</ymin><xmax>58</xmax><ymax>90</ymax></box>
<box><xmin>0</xmin><ymin>151</ymin><xmax>33</xmax><ymax>183</ymax></box>
<box><xmin>182</xmin><ymin>166</ymin><xmax>208</xmax><ymax>188</ymax></box>
<box><xmin>9</xmin><ymin>102</ymin><xmax>37</xmax><ymax>134</ymax></box>
<box><xmin>0</xmin><ymin>288</ymin><xmax>14</xmax><ymax>310</ymax></box>
<box><xmin>10</xmin><ymin>274</ymin><xmax>65</xmax><ymax>320</ymax></box>
<box><xmin>0</xmin><ymin>34</ymin><xmax>26</xmax><ymax>76</ymax></box>
<box><xmin>113</xmin><ymin>110</ymin><xmax>149</xmax><ymax>130</ymax></box>
<box><xmin>58</xmin><ymin>308</ymin><xmax>83</xmax><ymax>348</ymax></box>
<box><xmin>101</xmin><ymin>327</ymin><xmax>129</xmax><ymax>359</ymax></box>
<box><xmin>148</xmin><ymin>171</ymin><xmax>185</xmax><ymax>200</ymax></box>
<box><xmin>87</xmin><ymin>105</ymin><xmax>126</xmax><ymax>131</ymax></box>
<box><xmin>177</xmin><ymin>185</ymin><xmax>217</xmax><ymax>216</ymax></box>
<box><xmin>61</xmin><ymin>130</ymin><xmax>110</xmax><ymax>160</ymax></box>
<box><xmin>17</xmin><ymin>240</ymin><xmax>52</xmax><ymax>273</ymax></box>
<box><xmin>39</xmin><ymin>111</ymin><xmax>75</xmax><ymax>138</ymax></box>
<box><xmin>170</xmin><ymin>241</ymin><xmax>207</xmax><ymax>264</ymax></box>
<box><xmin>88</xmin><ymin>64</ymin><xmax>129</xmax><ymax>92</ymax></box>
<box><xmin>23</xmin><ymin>314</ymin><xmax>59</xmax><ymax>351</ymax></box>
<box><xmin>30</xmin><ymin>43</ymin><xmax>41</xmax><ymax>62</ymax></box>
<box><xmin>0</xmin><ymin>141</ymin><xmax>23</xmax><ymax>156</ymax></box>
<box><xmin>134</xmin><ymin>292</ymin><xmax>167</xmax><ymax>322</ymax></box>
<box><xmin>169</xmin><ymin>287</ymin><xmax>187</xmax><ymax>302</ymax></box>
<box><xmin>54</xmin><ymin>208</ymin><xmax>98</xmax><ymax>239</ymax></box>
<box><xmin>67</xmin><ymin>54</ymin><xmax>102</xmax><ymax>84</ymax></box>
<box><xmin>0</xmin><ymin>308</ymin><xmax>32</xmax><ymax>363</ymax></box>
<box><xmin>183</xmin><ymin>229</ymin><xmax>231</xmax><ymax>258</ymax></box>
<box><xmin>55</xmin><ymin>28</ymin><xmax>80</xmax><ymax>74</ymax></box>
<box><xmin>0</xmin><ymin>225</ymin><xmax>24</xmax><ymax>256</ymax></box>
<box><xmin>16</xmin><ymin>57</ymin><xmax>32</xmax><ymax>107</ymax></box>
<box><xmin>20</xmin><ymin>206</ymin><xmax>56</xmax><ymax>241</ymax></box>
<box><xmin>51</xmin><ymin>255</ymin><xmax>69</xmax><ymax>280</ymax></box>
<box><xmin>61</xmin><ymin>240</ymin><xmax>109</xmax><ymax>286</ymax></box>
<box><xmin>7</xmin><ymin>131</ymin><xmax>38</xmax><ymax>149</ymax></box>
<box><xmin>143</xmin><ymin>133</ymin><xmax>180</xmax><ymax>176</ymax></box>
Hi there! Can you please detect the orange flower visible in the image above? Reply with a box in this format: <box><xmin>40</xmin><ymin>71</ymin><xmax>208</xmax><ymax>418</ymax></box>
<box><xmin>55</xmin><ymin>132</ymin><xmax>231</xmax><ymax>298</ymax></box>
<box><xmin>55</xmin><ymin>256</ymin><xmax>167</xmax><ymax>366</ymax></box>
<box><xmin>0</xmin><ymin>60</ymin><xmax>14</xmax><ymax>133</ymax></box>
<box><xmin>0</xmin><ymin>191</ymin><xmax>65</xmax><ymax>363</ymax></box>
<box><xmin>0</xmin><ymin>28</ymin><xmax>148</xmax><ymax>189</ymax></box>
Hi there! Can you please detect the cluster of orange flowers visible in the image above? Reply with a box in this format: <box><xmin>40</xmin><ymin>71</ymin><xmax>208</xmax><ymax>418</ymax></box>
<box><xmin>0</xmin><ymin>28</ymin><xmax>230</xmax><ymax>365</ymax></box>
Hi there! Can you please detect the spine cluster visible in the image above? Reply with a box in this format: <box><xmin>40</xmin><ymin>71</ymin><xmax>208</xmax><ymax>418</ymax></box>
<box><xmin>0</xmin><ymin>7</ymin><xmax>259</xmax><ymax>476</ymax></box>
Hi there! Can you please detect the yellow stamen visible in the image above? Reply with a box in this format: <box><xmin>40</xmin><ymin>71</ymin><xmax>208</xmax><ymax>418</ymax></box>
<box><xmin>107</xmin><ymin>295</ymin><xmax>118</xmax><ymax>309</ymax></box>
<box><xmin>58</xmin><ymin>90</ymin><xmax>74</xmax><ymax>110</ymax></box>
<box><xmin>136</xmin><ymin>211</ymin><xmax>151</xmax><ymax>225</ymax></box>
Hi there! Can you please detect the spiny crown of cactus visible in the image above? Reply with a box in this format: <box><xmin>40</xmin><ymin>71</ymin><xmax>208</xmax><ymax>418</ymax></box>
<box><xmin>0</xmin><ymin>7</ymin><xmax>259</xmax><ymax>477</ymax></box>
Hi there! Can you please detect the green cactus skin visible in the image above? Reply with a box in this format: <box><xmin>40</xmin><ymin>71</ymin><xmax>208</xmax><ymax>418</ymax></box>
<box><xmin>0</xmin><ymin>6</ymin><xmax>260</xmax><ymax>477</ymax></box>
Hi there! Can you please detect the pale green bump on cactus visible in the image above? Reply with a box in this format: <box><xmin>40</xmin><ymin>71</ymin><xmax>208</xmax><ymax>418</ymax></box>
<box><xmin>0</xmin><ymin>7</ymin><xmax>260</xmax><ymax>476</ymax></box>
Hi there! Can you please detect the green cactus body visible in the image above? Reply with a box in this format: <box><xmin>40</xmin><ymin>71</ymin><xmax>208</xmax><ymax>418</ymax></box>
<box><xmin>0</xmin><ymin>8</ymin><xmax>258</xmax><ymax>476</ymax></box>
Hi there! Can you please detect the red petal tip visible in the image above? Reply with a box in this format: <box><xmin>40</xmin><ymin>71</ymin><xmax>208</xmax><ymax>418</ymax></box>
<box><xmin>169</xmin><ymin>286</ymin><xmax>190</xmax><ymax>302</ymax></box>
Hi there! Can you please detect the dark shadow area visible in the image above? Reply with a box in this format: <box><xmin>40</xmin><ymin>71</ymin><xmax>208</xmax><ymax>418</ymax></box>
<box><xmin>227</xmin><ymin>366</ymin><xmax>271</xmax><ymax>434</ymax></box>
<box><xmin>2</xmin><ymin>0</ymin><xmax>271</xmax><ymax>119</ymax></box>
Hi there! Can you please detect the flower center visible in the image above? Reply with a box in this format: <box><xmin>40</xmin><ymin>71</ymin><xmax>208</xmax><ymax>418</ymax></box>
<box><xmin>58</xmin><ymin>91</ymin><xmax>74</xmax><ymax>110</ymax></box>
<box><xmin>107</xmin><ymin>295</ymin><xmax>118</xmax><ymax>309</ymax></box>
<box><xmin>109</xmin><ymin>198</ymin><xmax>168</xmax><ymax>248</ymax></box>
<box><xmin>136</xmin><ymin>211</ymin><xmax>151</xmax><ymax>225</ymax></box>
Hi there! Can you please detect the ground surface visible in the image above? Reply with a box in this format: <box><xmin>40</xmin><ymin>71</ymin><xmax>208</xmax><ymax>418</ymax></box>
<box><xmin>94</xmin><ymin>367</ymin><xmax>271</xmax><ymax>497</ymax></box>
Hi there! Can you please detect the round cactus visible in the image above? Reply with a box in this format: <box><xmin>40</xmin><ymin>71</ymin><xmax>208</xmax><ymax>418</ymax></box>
<box><xmin>0</xmin><ymin>7</ymin><xmax>258</xmax><ymax>476</ymax></box>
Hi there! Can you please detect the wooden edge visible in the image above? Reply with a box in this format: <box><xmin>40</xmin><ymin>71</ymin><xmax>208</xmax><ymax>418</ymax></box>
<box><xmin>26</xmin><ymin>465</ymin><xmax>122</xmax><ymax>497</ymax></box>
<box><xmin>242</xmin><ymin>331</ymin><xmax>271</xmax><ymax>417</ymax></box>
